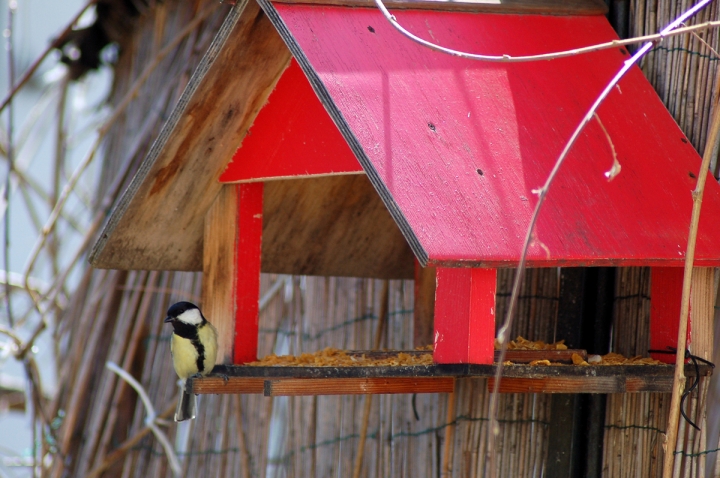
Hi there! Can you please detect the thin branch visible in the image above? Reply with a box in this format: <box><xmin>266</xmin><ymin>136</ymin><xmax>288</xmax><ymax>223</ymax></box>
<box><xmin>21</xmin><ymin>1</ymin><xmax>219</xmax><ymax>311</ymax></box>
<box><xmin>4</xmin><ymin>0</ymin><xmax>17</xmax><ymax>328</ymax></box>
<box><xmin>0</xmin><ymin>325</ymin><xmax>22</xmax><ymax>347</ymax></box>
<box><xmin>685</xmin><ymin>23</ymin><xmax>720</xmax><ymax>59</ymax></box>
<box><xmin>595</xmin><ymin>113</ymin><xmax>621</xmax><ymax>181</ymax></box>
<box><xmin>105</xmin><ymin>362</ymin><xmax>181</xmax><ymax>476</ymax></box>
<box><xmin>374</xmin><ymin>0</ymin><xmax>720</xmax><ymax>63</ymax></box>
<box><xmin>0</xmin><ymin>271</ymin><xmax>55</xmax><ymax>298</ymax></box>
<box><xmin>85</xmin><ymin>401</ymin><xmax>177</xmax><ymax>478</ymax></box>
<box><xmin>0</xmin><ymin>0</ymin><xmax>96</xmax><ymax>115</ymax></box>
<box><xmin>662</xmin><ymin>60</ymin><xmax>720</xmax><ymax>478</ymax></box>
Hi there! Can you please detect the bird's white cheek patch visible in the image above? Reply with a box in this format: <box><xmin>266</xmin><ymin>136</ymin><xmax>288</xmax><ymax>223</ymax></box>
<box><xmin>177</xmin><ymin>308</ymin><xmax>203</xmax><ymax>325</ymax></box>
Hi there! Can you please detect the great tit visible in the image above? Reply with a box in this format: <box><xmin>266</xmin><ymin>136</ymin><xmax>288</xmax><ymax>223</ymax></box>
<box><xmin>164</xmin><ymin>301</ymin><xmax>218</xmax><ymax>421</ymax></box>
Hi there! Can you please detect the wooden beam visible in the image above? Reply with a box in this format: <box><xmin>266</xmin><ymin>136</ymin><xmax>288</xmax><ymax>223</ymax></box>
<box><xmin>191</xmin><ymin>363</ymin><xmax>712</xmax><ymax>395</ymax></box>
<box><xmin>234</xmin><ymin>183</ymin><xmax>264</xmax><ymax>364</ymax></box>
<box><xmin>433</xmin><ymin>268</ymin><xmax>496</xmax><ymax>364</ymax></box>
<box><xmin>650</xmin><ymin>267</ymin><xmax>685</xmax><ymax>363</ymax></box>
<box><xmin>690</xmin><ymin>267</ymin><xmax>714</xmax><ymax>362</ymax></box>
<box><xmin>488</xmin><ymin>375</ymin><xmax>674</xmax><ymax>394</ymax></box>
<box><xmin>650</xmin><ymin>267</ymin><xmax>713</xmax><ymax>363</ymax></box>
<box><xmin>263</xmin><ymin>377</ymin><xmax>455</xmax><ymax>396</ymax></box>
<box><xmin>202</xmin><ymin>183</ymin><xmax>263</xmax><ymax>364</ymax></box>
<box><xmin>202</xmin><ymin>185</ymin><xmax>239</xmax><ymax>363</ymax></box>
<box><xmin>271</xmin><ymin>0</ymin><xmax>608</xmax><ymax>15</ymax></box>
<box><xmin>191</xmin><ymin>377</ymin><xmax>265</xmax><ymax>394</ymax></box>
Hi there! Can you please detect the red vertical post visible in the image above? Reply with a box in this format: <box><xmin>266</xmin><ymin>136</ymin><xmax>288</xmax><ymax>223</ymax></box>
<box><xmin>649</xmin><ymin>267</ymin><xmax>688</xmax><ymax>364</ymax></box>
<box><xmin>433</xmin><ymin>267</ymin><xmax>496</xmax><ymax>364</ymax></box>
<box><xmin>233</xmin><ymin>183</ymin><xmax>264</xmax><ymax>364</ymax></box>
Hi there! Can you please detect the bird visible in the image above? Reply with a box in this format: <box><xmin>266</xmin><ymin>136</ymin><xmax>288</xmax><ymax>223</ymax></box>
<box><xmin>164</xmin><ymin>301</ymin><xmax>218</xmax><ymax>421</ymax></box>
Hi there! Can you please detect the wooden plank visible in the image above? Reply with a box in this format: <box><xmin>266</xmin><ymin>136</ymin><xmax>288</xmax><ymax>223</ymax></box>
<box><xmin>488</xmin><ymin>375</ymin><xmax>674</xmax><ymax>394</ymax></box>
<box><xmin>234</xmin><ymin>183</ymin><xmax>264</xmax><ymax>364</ymax></box>
<box><xmin>263</xmin><ymin>377</ymin><xmax>455</xmax><ymax>396</ymax></box>
<box><xmin>265</xmin><ymin>3</ymin><xmax>720</xmax><ymax>268</ymax></box>
<box><xmin>192</xmin><ymin>363</ymin><xmax>711</xmax><ymax>394</ymax></box>
<box><xmin>191</xmin><ymin>377</ymin><xmax>265</xmax><ymax>394</ymax></box>
<box><xmin>90</xmin><ymin>0</ymin><xmax>292</xmax><ymax>270</ymax></box>
<box><xmin>213</xmin><ymin>363</ymin><xmax>470</xmax><ymax>378</ymax></box>
<box><xmin>433</xmin><ymin>267</ymin><xmax>496</xmax><ymax>364</ymax></box>
<box><xmin>202</xmin><ymin>185</ymin><xmax>239</xmax><ymax>363</ymax></box>
<box><xmin>262</xmin><ymin>175</ymin><xmax>415</xmax><ymax>279</ymax></box>
<box><xmin>272</xmin><ymin>0</ymin><xmax>608</xmax><ymax>14</ymax></box>
<box><xmin>212</xmin><ymin>362</ymin><xmax>711</xmax><ymax>379</ymax></box>
<box><xmin>690</xmin><ymin>267</ymin><xmax>714</xmax><ymax>363</ymax></box>
<box><xmin>491</xmin><ymin>377</ymin><xmax>617</xmax><ymax>393</ymax></box>
<box><xmin>219</xmin><ymin>59</ymin><xmax>362</xmax><ymax>183</ymax></box>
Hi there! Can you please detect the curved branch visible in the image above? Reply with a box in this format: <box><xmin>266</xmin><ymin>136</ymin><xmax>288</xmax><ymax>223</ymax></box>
<box><xmin>374</xmin><ymin>0</ymin><xmax>720</xmax><ymax>63</ymax></box>
<box><xmin>106</xmin><ymin>362</ymin><xmax>181</xmax><ymax>476</ymax></box>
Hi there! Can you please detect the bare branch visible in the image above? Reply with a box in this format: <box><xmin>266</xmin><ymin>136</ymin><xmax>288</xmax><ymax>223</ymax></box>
<box><xmin>105</xmin><ymin>362</ymin><xmax>181</xmax><ymax>476</ymax></box>
<box><xmin>0</xmin><ymin>0</ymin><xmax>96</xmax><ymax>115</ymax></box>
<box><xmin>595</xmin><ymin>113</ymin><xmax>621</xmax><ymax>181</ymax></box>
<box><xmin>374</xmin><ymin>0</ymin><xmax>720</xmax><ymax>63</ymax></box>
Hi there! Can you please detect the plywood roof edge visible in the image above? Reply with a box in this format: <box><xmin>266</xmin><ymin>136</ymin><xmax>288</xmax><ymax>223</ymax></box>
<box><xmin>258</xmin><ymin>0</ymin><xmax>430</xmax><ymax>267</ymax></box>
<box><xmin>89</xmin><ymin>0</ymin><xmax>249</xmax><ymax>267</ymax></box>
<box><xmin>270</xmin><ymin>0</ymin><xmax>608</xmax><ymax>15</ymax></box>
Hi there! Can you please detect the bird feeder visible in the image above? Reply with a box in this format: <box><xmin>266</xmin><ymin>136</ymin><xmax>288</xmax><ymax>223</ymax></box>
<box><xmin>91</xmin><ymin>0</ymin><xmax>720</xmax><ymax>394</ymax></box>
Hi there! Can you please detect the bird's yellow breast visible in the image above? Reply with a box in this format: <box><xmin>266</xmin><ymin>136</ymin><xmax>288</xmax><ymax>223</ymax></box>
<box><xmin>170</xmin><ymin>334</ymin><xmax>199</xmax><ymax>380</ymax></box>
<box><xmin>170</xmin><ymin>322</ymin><xmax>218</xmax><ymax>380</ymax></box>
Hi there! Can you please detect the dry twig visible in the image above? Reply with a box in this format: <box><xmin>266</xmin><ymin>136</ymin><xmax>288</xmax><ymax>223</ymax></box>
<box><xmin>374</xmin><ymin>0</ymin><xmax>720</xmax><ymax>63</ymax></box>
<box><xmin>105</xmin><ymin>361</ymin><xmax>181</xmax><ymax>476</ymax></box>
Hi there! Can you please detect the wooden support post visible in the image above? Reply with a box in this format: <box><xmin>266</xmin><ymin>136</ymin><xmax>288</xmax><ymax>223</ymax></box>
<box><xmin>234</xmin><ymin>183</ymin><xmax>264</xmax><ymax>364</ymax></box>
<box><xmin>432</xmin><ymin>267</ymin><xmax>496</xmax><ymax>364</ymax></box>
<box><xmin>203</xmin><ymin>186</ymin><xmax>239</xmax><ymax>364</ymax></box>
<box><xmin>689</xmin><ymin>267</ymin><xmax>714</xmax><ymax>363</ymax></box>
<box><xmin>650</xmin><ymin>267</ymin><xmax>688</xmax><ymax>363</ymax></box>
<box><xmin>414</xmin><ymin>261</ymin><xmax>436</xmax><ymax>349</ymax></box>
<box><xmin>650</xmin><ymin>267</ymin><xmax>714</xmax><ymax>363</ymax></box>
<box><xmin>202</xmin><ymin>183</ymin><xmax>263</xmax><ymax>365</ymax></box>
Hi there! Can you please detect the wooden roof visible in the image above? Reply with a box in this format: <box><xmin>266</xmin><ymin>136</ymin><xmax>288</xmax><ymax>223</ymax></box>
<box><xmin>90</xmin><ymin>0</ymin><xmax>720</xmax><ymax>275</ymax></box>
<box><xmin>90</xmin><ymin>1</ymin><xmax>292</xmax><ymax>271</ymax></box>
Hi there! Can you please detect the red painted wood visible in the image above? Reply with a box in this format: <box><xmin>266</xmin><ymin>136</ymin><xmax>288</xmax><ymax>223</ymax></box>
<box><xmin>219</xmin><ymin>59</ymin><xmax>362</xmax><ymax>183</ymax></box>
<box><xmin>433</xmin><ymin>267</ymin><xmax>496</xmax><ymax>364</ymax></box>
<box><xmin>233</xmin><ymin>183</ymin><xmax>264</xmax><ymax>364</ymax></box>
<box><xmin>649</xmin><ymin>267</ymin><xmax>689</xmax><ymax>364</ymax></box>
<box><xmin>273</xmin><ymin>5</ymin><xmax>720</xmax><ymax>267</ymax></box>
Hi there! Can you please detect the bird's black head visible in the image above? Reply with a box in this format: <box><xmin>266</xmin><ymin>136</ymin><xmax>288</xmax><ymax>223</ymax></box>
<box><xmin>164</xmin><ymin>301</ymin><xmax>203</xmax><ymax>326</ymax></box>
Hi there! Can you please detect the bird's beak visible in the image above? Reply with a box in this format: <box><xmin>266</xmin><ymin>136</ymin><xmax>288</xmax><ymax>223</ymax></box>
<box><xmin>164</xmin><ymin>316</ymin><xmax>174</xmax><ymax>323</ymax></box>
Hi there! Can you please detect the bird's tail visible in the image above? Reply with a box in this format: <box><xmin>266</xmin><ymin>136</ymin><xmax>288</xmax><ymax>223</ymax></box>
<box><xmin>175</xmin><ymin>389</ymin><xmax>197</xmax><ymax>422</ymax></box>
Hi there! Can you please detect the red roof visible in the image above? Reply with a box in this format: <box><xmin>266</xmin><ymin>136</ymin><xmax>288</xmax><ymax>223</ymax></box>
<box><xmin>226</xmin><ymin>4</ymin><xmax>720</xmax><ymax>268</ymax></box>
